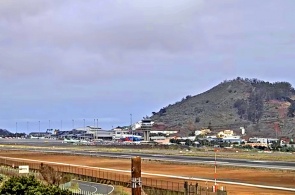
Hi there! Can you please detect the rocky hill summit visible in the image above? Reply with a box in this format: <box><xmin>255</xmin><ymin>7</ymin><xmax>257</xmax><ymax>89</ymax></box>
<box><xmin>151</xmin><ymin>77</ymin><xmax>295</xmax><ymax>137</ymax></box>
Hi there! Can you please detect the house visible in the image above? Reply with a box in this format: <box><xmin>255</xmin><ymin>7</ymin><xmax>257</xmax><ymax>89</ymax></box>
<box><xmin>217</xmin><ymin>130</ymin><xmax>234</xmax><ymax>138</ymax></box>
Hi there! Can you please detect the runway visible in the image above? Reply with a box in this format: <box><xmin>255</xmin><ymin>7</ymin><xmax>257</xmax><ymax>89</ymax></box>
<box><xmin>1</xmin><ymin>144</ymin><xmax>294</xmax><ymax>170</ymax></box>
<box><xmin>1</xmin><ymin>138</ymin><xmax>295</xmax><ymax>170</ymax></box>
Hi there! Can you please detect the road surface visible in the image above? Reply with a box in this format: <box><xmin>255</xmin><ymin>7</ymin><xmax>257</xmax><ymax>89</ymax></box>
<box><xmin>74</xmin><ymin>180</ymin><xmax>114</xmax><ymax>195</ymax></box>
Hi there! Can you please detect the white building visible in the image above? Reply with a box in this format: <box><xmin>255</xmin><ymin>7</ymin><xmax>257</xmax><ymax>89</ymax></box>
<box><xmin>222</xmin><ymin>135</ymin><xmax>242</xmax><ymax>144</ymax></box>
<box><xmin>248</xmin><ymin>137</ymin><xmax>277</xmax><ymax>144</ymax></box>
<box><xmin>75</xmin><ymin>126</ymin><xmax>113</xmax><ymax>139</ymax></box>
<box><xmin>112</xmin><ymin>128</ymin><xmax>142</xmax><ymax>140</ymax></box>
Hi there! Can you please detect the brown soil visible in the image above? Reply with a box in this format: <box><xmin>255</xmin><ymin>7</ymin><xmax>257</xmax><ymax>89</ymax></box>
<box><xmin>0</xmin><ymin>151</ymin><xmax>294</xmax><ymax>195</ymax></box>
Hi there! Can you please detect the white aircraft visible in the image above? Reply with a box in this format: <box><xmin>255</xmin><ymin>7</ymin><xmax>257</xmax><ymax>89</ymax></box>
<box><xmin>63</xmin><ymin>138</ymin><xmax>80</xmax><ymax>144</ymax></box>
<box><xmin>79</xmin><ymin>139</ymin><xmax>93</xmax><ymax>145</ymax></box>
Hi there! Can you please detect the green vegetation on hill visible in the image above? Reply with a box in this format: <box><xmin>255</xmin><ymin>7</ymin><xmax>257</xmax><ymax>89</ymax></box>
<box><xmin>151</xmin><ymin>77</ymin><xmax>295</xmax><ymax>137</ymax></box>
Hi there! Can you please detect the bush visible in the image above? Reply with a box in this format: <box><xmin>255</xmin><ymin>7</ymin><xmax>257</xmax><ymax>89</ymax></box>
<box><xmin>0</xmin><ymin>175</ymin><xmax>71</xmax><ymax>195</ymax></box>
<box><xmin>0</xmin><ymin>174</ymin><xmax>4</xmax><ymax>182</ymax></box>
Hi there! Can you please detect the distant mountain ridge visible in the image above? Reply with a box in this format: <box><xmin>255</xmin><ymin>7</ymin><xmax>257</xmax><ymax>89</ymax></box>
<box><xmin>0</xmin><ymin>129</ymin><xmax>13</xmax><ymax>137</ymax></box>
<box><xmin>150</xmin><ymin>77</ymin><xmax>295</xmax><ymax>137</ymax></box>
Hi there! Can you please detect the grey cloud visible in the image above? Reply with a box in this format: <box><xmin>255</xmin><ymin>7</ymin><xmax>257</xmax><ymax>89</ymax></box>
<box><xmin>1</xmin><ymin>0</ymin><xmax>295</xmax><ymax>131</ymax></box>
<box><xmin>0</xmin><ymin>0</ymin><xmax>207</xmax><ymax>85</ymax></box>
<box><xmin>1</xmin><ymin>0</ymin><xmax>204</xmax><ymax>50</ymax></box>
<box><xmin>0</xmin><ymin>0</ymin><xmax>63</xmax><ymax>22</ymax></box>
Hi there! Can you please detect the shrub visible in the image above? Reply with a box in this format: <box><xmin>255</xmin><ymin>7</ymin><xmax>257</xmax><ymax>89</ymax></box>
<box><xmin>0</xmin><ymin>175</ymin><xmax>71</xmax><ymax>195</ymax></box>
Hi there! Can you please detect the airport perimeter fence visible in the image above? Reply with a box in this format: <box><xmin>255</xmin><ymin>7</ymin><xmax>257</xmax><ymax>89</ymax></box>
<box><xmin>0</xmin><ymin>156</ymin><xmax>227</xmax><ymax>195</ymax></box>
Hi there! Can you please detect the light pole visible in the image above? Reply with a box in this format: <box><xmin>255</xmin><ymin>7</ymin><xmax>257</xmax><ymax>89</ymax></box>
<box><xmin>130</xmin><ymin>114</ymin><xmax>133</xmax><ymax>135</ymax></box>
<box><xmin>49</xmin><ymin>120</ymin><xmax>51</xmax><ymax>130</ymax></box>
<box><xmin>96</xmin><ymin>118</ymin><xmax>99</xmax><ymax>139</ymax></box>
<box><xmin>72</xmin><ymin>119</ymin><xmax>75</xmax><ymax>130</ymax></box>
<box><xmin>38</xmin><ymin>121</ymin><xmax>40</xmax><ymax>137</ymax></box>
<box><xmin>61</xmin><ymin>120</ymin><xmax>63</xmax><ymax>131</ymax></box>
<box><xmin>15</xmin><ymin>122</ymin><xmax>17</xmax><ymax>139</ymax></box>
<box><xmin>83</xmin><ymin>119</ymin><xmax>85</xmax><ymax>140</ymax></box>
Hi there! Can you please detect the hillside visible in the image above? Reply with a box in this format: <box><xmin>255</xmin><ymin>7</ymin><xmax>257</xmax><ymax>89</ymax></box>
<box><xmin>150</xmin><ymin>78</ymin><xmax>295</xmax><ymax>137</ymax></box>
<box><xmin>0</xmin><ymin>129</ymin><xmax>13</xmax><ymax>137</ymax></box>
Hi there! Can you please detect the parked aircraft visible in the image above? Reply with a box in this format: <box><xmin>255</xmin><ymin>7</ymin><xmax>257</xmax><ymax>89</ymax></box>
<box><xmin>63</xmin><ymin>138</ymin><xmax>80</xmax><ymax>143</ymax></box>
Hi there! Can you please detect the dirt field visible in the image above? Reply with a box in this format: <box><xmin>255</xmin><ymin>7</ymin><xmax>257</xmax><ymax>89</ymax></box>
<box><xmin>0</xmin><ymin>151</ymin><xmax>294</xmax><ymax>195</ymax></box>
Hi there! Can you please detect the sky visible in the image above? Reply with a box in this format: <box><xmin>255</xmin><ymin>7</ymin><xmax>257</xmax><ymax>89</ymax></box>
<box><xmin>1</xmin><ymin>0</ymin><xmax>295</xmax><ymax>133</ymax></box>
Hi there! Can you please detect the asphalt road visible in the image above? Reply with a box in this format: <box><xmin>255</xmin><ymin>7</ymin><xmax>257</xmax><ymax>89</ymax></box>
<box><xmin>74</xmin><ymin>180</ymin><xmax>114</xmax><ymax>195</ymax></box>
<box><xmin>0</xmin><ymin>139</ymin><xmax>295</xmax><ymax>170</ymax></box>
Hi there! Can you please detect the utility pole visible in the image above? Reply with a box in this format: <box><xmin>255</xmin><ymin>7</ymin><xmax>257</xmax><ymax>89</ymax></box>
<box><xmin>131</xmin><ymin>156</ymin><xmax>141</xmax><ymax>195</ymax></box>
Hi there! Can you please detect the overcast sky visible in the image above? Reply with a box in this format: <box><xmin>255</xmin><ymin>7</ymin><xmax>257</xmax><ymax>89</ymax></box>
<box><xmin>1</xmin><ymin>0</ymin><xmax>295</xmax><ymax>133</ymax></box>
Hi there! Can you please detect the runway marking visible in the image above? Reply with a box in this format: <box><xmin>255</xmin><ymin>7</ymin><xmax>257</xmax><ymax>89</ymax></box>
<box><xmin>251</xmin><ymin>160</ymin><xmax>267</xmax><ymax>163</ymax></box>
<box><xmin>118</xmin><ymin>155</ymin><xmax>132</xmax><ymax>157</ymax></box>
<box><xmin>79</xmin><ymin>183</ymin><xmax>97</xmax><ymax>194</ymax></box>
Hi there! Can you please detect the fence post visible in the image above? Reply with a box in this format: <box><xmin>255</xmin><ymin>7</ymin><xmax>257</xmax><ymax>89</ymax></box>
<box><xmin>131</xmin><ymin>156</ymin><xmax>141</xmax><ymax>195</ymax></box>
<box><xmin>184</xmin><ymin>181</ymin><xmax>188</xmax><ymax>195</ymax></box>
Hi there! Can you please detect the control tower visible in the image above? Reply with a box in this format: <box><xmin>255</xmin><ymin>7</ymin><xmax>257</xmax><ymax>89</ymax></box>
<box><xmin>141</xmin><ymin>118</ymin><xmax>153</xmax><ymax>141</ymax></box>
